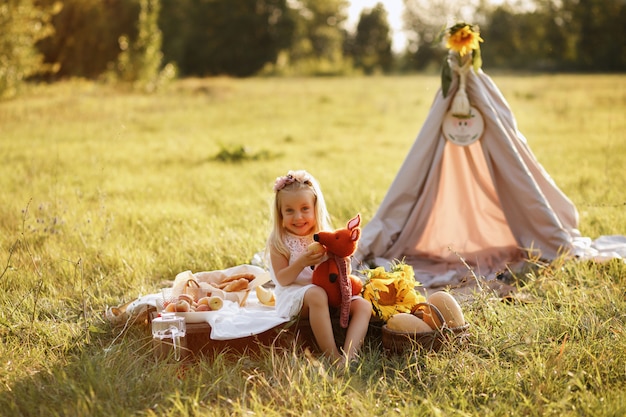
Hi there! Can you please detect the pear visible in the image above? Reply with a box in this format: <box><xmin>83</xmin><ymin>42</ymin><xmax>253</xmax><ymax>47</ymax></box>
<box><xmin>255</xmin><ymin>285</ymin><xmax>276</xmax><ymax>306</ymax></box>
<box><xmin>307</xmin><ymin>242</ymin><xmax>325</xmax><ymax>254</ymax></box>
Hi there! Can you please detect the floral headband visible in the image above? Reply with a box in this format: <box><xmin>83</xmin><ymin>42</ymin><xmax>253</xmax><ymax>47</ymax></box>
<box><xmin>273</xmin><ymin>170</ymin><xmax>312</xmax><ymax>192</ymax></box>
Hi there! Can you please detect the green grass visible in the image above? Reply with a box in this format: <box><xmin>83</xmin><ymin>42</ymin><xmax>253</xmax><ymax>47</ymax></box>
<box><xmin>0</xmin><ymin>75</ymin><xmax>625</xmax><ymax>416</ymax></box>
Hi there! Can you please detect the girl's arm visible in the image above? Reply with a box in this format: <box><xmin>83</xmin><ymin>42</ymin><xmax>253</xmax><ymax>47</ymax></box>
<box><xmin>270</xmin><ymin>247</ymin><xmax>324</xmax><ymax>286</ymax></box>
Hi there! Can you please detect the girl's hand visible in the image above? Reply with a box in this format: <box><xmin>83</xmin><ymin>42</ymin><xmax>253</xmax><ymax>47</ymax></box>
<box><xmin>270</xmin><ymin>245</ymin><xmax>325</xmax><ymax>287</ymax></box>
<box><xmin>298</xmin><ymin>247</ymin><xmax>325</xmax><ymax>268</ymax></box>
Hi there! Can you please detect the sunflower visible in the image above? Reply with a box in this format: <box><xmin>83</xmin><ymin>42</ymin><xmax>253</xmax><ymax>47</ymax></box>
<box><xmin>445</xmin><ymin>23</ymin><xmax>483</xmax><ymax>57</ymax></box>
<box><xmin>441</xmin><ymin>22</ymin><xmax>484</xmax><ymax>98</ymax></box>
<box><xmin>361</xmin><ymin>261</ymin><xmax>426</xmax><ymax>322</ymax></box>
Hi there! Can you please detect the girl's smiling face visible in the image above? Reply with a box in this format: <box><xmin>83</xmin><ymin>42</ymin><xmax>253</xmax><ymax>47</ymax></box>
<box><xmin>279</xmin><ymin>188</ymin><xmax>317</xmax><ymax>236</ymax></box>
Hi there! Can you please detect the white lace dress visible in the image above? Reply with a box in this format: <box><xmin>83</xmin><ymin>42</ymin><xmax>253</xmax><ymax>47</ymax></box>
<box><xmin>271</xmin><ymin>233</ymin><xmax>317</xmax><ymax>319</ymax></box>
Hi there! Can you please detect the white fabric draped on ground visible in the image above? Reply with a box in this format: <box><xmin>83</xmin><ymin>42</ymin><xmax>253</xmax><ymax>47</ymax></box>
<box><xmin>116</xmin><ymin>265</ymin><xmax>290</xmax><ymax>340</ymax></box>
<box><xmin>122</xmin><ymin>288</ymin><xmax>289</xmax><ymax>340</ymax></box>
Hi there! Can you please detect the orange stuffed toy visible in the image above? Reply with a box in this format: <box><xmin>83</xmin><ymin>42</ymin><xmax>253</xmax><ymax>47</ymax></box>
<box><xmin>312</xmin><ymin>213</ymin><xmax>364</xmax><ymax>328</ymax></box>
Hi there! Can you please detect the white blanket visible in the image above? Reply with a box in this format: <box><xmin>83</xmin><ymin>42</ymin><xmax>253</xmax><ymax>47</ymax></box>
<box><xmin>201</xmin><ymin>291</ymin><xmax>290</xmax><ymax>340</ymax></box>
<box><xmin>112</xmin><ymin>264</ymin><xmax>290</xmax><ymax>341</ymax></box>
<box><xmin>572</xmin><ymin>235</ymin><xmax>626</xmax><ymax>260</ymax></box>
<box><xmin>121</xmin><ymin>289</ymin><xmax>289</xmax><ymax>340</ymax></box>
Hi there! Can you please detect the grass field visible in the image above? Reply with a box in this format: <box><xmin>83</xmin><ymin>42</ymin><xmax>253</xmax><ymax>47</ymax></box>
<box><xmin>0</xmin><ymin>74</ymin><xmax>625</xmax><ymax>416</ymax></box>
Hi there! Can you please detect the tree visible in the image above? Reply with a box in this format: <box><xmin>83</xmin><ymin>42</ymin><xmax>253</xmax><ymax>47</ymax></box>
<box><xmin>166</xmin><ymin>0</ymin><xmax>294</xmax><ymax>77</ymax></box>
<box><xmin>403</xmin><ymin>0</ymin><xmax>469</xmax><ymax>71</ymax></box>
<box><xmin>158</xmin><ymin>0</ymin><xmax>194</xmax><ymax>71</ymax></box>
<box><xmin>568</xmin><ymin>0</ymin><xmax>626</xmax><ymax>71</ymax></box>
<box><xmin>535</xmin><ymin>1</ymin><xmax>570</xmax><ymax>70</ymax></box>
<box><xmin>115</xmin><ymin>0</ymin><xmax>175</xmax><ymax>91</ymax></box>
<box><xmin>36</xmin><ymin>0</ymin><xmax>139</xmax><ymax>80</ymax></box>
<box><xmin>286</xmin><ymin>0</ymin><xmax>351</xmax><ymax>75</ymax></box>
<box><xmin>351</xmin><ymin>3</ymin><xmax>393</xmax><ymax>74</ymax></box>
<box><xmin>480</xmin><ymin>7</ymin><xmax>517</xmax><ymax>68</ymax></box>
<box><xmin>0</xmin><ymin>0</ymin><xmax>54</xmax><ymax>98</ymax></box>
<box><xmin>482</xmin><ymin>0</ymin><xmax>626</xmax><ymax>71</ymax></box>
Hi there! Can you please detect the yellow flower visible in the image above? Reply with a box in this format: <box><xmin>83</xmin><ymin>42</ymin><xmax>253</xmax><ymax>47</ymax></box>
<box><xmin>361</xmin><ymin>261</ymin><xmax>426</xmax><ymax>321</ymax></box>
<box><xmin>445</xmin><ymin>24</ymin><xmax>483</xmax><ymax>57</ymax></box>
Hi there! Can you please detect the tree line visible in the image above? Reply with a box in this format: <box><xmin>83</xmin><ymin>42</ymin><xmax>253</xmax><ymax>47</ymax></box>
<box><xmin>1</xmin><ymin>0</ymin><xmax>624</xmax><ymax>98</ymax></box>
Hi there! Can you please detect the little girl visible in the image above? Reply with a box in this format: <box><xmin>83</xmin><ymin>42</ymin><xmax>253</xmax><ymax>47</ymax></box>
<box><xmin>266</xmin><ymin>169</ymin><xmax>372</xmax><ymax>365</ymax></box>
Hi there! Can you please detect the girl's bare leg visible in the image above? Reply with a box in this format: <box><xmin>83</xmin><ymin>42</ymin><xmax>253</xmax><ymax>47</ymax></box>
<box><xmin>302</xmin><ymin>286</ymin><xmax>341</xmax><ymax>360</ymax></box>
<box><xmin>342</xmin><ymin>297</ymin><xmax>372</xmax><ymax>362</ymax></box>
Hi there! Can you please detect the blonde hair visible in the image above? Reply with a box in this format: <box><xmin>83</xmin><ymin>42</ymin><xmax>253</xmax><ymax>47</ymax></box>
<box><xmin>266</xmin><ymin>170</ymin><xmax>333</xmax><ymax>260</ymax></box>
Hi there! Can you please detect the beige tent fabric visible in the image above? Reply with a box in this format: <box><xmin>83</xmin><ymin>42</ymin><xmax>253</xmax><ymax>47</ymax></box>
<box><xmin>355</xmin><ymin>69</ymin><xmax>580</xmax><ymax>287</ymax></box>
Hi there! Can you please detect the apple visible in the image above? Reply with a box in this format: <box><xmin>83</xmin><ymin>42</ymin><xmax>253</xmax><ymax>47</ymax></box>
<box><xmin>174</xmin><ymin>299</ymin><xmax>191</xmax><ymax>312</ymax></box>
<box><xmin>177</xmin><ymin>294</ymin><xmax>194</xmax><ymax>305</ymax></box>
<box><xmin>208</xmin><ymin>296</ymin><xmax>223</xmax><ymax>311</ymax></box>
<box><xmin>197</xmin><ymin>296</ymin><xmax>211</xmax><ymax>307</ymax></box>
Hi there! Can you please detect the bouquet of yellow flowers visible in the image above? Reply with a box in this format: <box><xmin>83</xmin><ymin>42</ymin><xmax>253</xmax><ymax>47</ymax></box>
<box><xmin>441</xmin><ymin>22</ymin><xmax>484</xmax><ymax>99</ymax></box>
<box><xmin>360</xmin><ymin>260</ymin><xmax>426</xmax><ymax>322</ymax></box>
<box><xmin>445</xmin><ymin>23</ymin><xmax>483</xmax><ymax>59</ymax></box>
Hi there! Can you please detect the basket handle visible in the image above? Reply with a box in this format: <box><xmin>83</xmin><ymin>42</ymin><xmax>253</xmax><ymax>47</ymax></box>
<box><xmin>415</xmin><ymin>302</ymin><xmax>447</xmax><ymax>329</ymax></box>
<box><xmin>185</xmin><ymin>278</ymin><xmax>200</xmax><ymax>289</ymax></box>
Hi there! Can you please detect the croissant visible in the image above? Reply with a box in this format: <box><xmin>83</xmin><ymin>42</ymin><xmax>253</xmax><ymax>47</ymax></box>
<box><xmin>222</xmin><ymin>278</ymin><xmax>249</xmax><ymax>292</ymax></box>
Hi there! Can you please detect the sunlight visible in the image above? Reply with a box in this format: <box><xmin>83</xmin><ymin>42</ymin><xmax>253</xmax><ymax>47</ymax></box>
<box><xmin>346</xmin><ymin>0</ymin><xmax>532</xmax><ymax>53</ymax></box>
<box><xmin>346</xmin><ymin>0</ymin><xmax>406</xmax><ymax>52</ymax></box>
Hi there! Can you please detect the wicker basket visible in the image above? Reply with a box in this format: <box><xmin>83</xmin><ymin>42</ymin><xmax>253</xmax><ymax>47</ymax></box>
<box><xmin>183</xmin><ymin>279</ymin><xmax>210</xmax><ymax>302</ymax></box>
<box><xmin>381</xmin><ymin>302</ymin><xmax>470</xmax><ymax>353</ymax></box>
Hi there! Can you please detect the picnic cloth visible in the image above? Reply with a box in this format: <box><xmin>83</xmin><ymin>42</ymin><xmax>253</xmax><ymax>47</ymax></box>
<box><xmin>108</xmin><ymin>265</ymin><xmax>290</xmax><ymax>340</ymax></box>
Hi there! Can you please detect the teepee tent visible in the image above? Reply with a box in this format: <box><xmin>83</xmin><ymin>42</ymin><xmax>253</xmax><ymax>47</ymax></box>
<box><xmin>354</xmin><ymin>25</ymin><xmax>580</xmax><ymax>288</ymax></box>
